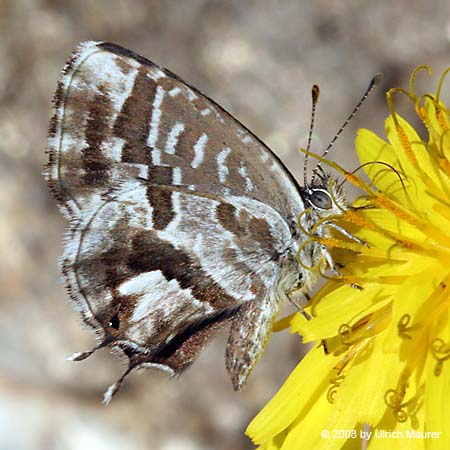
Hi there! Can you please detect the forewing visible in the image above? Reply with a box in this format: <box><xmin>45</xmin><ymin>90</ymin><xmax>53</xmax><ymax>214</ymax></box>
<box><xmin>46</xmin><ymin>41</ymin><xmax>303</xmax><ymax>221</ymax></box>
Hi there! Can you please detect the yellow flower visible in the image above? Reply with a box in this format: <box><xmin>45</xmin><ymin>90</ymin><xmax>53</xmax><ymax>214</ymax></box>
<box><xmin>246</xmin><ymin>67</ymin><xmax>450</xmax><ymax>450</ymax></box>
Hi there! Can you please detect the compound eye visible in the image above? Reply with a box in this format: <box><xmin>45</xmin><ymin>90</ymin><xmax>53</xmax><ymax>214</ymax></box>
<box><xmin>310</xmin><ymin>189</ymin><xmax>332</xmax><ymax>210</ymax></box>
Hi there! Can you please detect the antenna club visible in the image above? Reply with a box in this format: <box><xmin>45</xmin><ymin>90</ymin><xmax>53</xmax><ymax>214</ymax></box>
<box><xmin>371</xmin><ymin>73</ymin><xmax>384</xmax><ymax>88</ymax></box>
<box><xmin>303</xmin><ymin>84</ymin><xmax>321</xmax><ymax>185</ymax></box>
<box><xmin>312</xmin><ymin>85</ymin><xmax>320</xmax><ymax>103</ymax></box>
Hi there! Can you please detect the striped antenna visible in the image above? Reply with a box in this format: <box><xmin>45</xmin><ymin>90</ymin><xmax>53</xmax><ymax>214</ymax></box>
<box><xmin>313</xmin><ymin>73</ymin><xmax>383</xmax><ymax>180</ymax></box>
<box><xmin>303</xmin><ymin>84</ymin><xmax>320</xmax><ymax>185</ymax></box>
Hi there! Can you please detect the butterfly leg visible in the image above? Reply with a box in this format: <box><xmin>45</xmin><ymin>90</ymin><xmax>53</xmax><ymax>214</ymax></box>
<box><xmin>323</xmin><ymin>221</ymin><xmax>368</xmax><ymax>247</ymax></box>
<box><xmin>319</xmin><ymin>243</ymin><xmax>362</xmax><ymax>289</ymax></box>
<box><xmin>319</xmin><ymin>242</ymin><xmax>342</xmax><ymax>276</ymax></box>
<box><xmin>286</xmin><ymin>288</ymin><xmax>311</xmax><ymax>320</ymax></box>
<box><xmin>316</xmin><ymin>220</ymin><xmax>366</xmax><ymax>275</ymax></box>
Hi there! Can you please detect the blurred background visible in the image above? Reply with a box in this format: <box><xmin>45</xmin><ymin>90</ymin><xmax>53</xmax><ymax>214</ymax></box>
<box><xmin>1</xmin><ymin>1</ymin><xmax>449</xmax><ymax>449</ymax></box>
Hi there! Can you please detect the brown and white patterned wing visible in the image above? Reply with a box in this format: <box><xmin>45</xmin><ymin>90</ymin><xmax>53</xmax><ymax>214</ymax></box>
<box><xmin>47</xmin><ymin>41</ymin><xmax>303</xmax><ymax>221</ymax></box>
<box><xmin>61</xmin><ymin>177</ymin><xmax>293</xmax><ymax>399</ymax></box>
<box><xmin>46</xmin><ymin>41</ymin><xmax>303</xmax><ymax>400</ymax></box>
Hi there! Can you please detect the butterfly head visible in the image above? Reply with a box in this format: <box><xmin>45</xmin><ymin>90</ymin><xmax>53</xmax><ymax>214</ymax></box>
<box><xmin>281</xmin><ymin>169</ymin><xmax>350</xmax><ymax>297</ymax></box>
<box><xmin>299</xmin><ymin>171</ymin><xmax>347</xmax><ymax>222</ymax></box>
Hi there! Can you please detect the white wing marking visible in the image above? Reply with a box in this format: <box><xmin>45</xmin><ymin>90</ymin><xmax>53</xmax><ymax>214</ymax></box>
<box><xmin>191</xmin><ymin>133</ymin><xmax>208</xmax><ymax>169</ymax></box>
<box><xmin>216</xmin><ymin>147</ymin><xmax>231</xmax><ymax>183</ymax></box>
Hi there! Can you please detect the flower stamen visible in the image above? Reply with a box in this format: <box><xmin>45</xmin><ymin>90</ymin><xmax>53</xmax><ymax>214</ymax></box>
<box><xmin>435</xmin><ymin>66</ymin><xmax>450</xmax><ymax>103</ymax></box>
<box><xmin>409</xmin><ymin>65</ymin><xmax>432</xmax><ymax>99</ymax></box>
<box><xmin>397</xmin><ymin>314</ymin><xmax>415</xmax><ymax>339</ymax></box>
<box><xmin>431</xmin><ymin>338</ymin><xmax>450</xmax><ymax>376</ymax></box>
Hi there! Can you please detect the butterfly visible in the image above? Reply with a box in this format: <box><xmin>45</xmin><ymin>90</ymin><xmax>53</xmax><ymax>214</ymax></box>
<box><xmin>46</xmin><ymin>41</ymin><xmax>362</xmax><ymax>403</ymax></box>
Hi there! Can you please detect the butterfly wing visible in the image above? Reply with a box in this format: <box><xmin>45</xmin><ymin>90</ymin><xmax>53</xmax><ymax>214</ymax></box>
<box><xmin>46</xmin><ymin>41</ymin><xmax>304</xmax><ymax>398</ymax></box>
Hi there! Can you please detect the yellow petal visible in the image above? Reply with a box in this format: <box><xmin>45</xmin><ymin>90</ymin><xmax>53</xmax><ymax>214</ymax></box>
<box><xmin>333</xmin><ymin>335</ymin><xmax>403</xmax><ymax>425</ymax></box>
<box><xmin>246</xmin><ymin>347</ymin><xmax>339</xmax><ymax>445</ymax></box>
<box><xmin>293</xmin><ymin>284</ymin><xmax>392</xmax><ymax>342</ymax></box>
